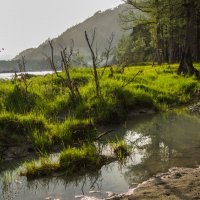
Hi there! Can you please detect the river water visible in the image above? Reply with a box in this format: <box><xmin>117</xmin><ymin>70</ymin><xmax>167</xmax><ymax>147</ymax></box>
<box><xmin>1</xmin><ymin>112</ymin><xmax>200</xmax><ymax>200</ymax></box>
<box><xmin>0</xmin><ymin>71</ymin><xmax>55</xmax><ymax>80</ymax></box>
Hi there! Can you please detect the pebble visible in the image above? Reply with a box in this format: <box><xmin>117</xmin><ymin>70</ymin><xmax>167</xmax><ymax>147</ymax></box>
<box><xmin>129</xmin><ymin>183</ymin><xmax>138</xmax><ymax>189</ymax></box>
<box><xmin>106</xmin><ymin>191</ymin><xmax>116</xmax><ymax>197</ymax></box>
<box><xmin>80</xmin><ymin>196</ymin><xmax>102</xmax><ymax>200</ymax></box>
<box><xmin>89</xmin><ymin>190</ymin><xmax>101</xmax><ymax>194</ymax></box>
<box><xmin>75</xmin><ymin>195</ymin><xmax>84</xmax><ymax>199</ymax></box>
<box><xmin>15</xmin><ymin>180</ymin><xmax>22</xmax><ymax>184</ymax></box>
<box><xmin>45</xmin><ymin>197</ymin><xmax>60</xmax><ymax>200</ymax></box>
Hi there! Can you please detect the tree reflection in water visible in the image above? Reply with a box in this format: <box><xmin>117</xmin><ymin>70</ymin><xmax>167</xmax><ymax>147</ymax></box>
<box><xmin>123</xmin><ymin>112</ymin><xmax>200</xmax><ymax>184</ymax></box>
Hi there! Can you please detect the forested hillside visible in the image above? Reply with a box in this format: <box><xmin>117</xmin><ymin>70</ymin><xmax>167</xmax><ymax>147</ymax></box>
<box><xmin>13</xmin><ymin>4</ymin><xmax>129</xmax><ymax>64</ymax></box>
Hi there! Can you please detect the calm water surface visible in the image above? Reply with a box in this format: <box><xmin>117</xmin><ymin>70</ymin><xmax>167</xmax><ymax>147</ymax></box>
<box><xmin>0</xmin><ymin>71</ymin><xmax>55</xmax><ymax>80</ymax></box>
<box><xmin>1</xmin><ymin>112</ymin><xmax>200</xmax><ymax>200</ymax></box>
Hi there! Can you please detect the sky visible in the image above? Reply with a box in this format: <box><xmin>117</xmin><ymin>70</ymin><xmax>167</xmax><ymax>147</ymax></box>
<box><xmin>0</xmin><ymin>0</ymin><xmax>122</xmax><ymax>60</ymax></box>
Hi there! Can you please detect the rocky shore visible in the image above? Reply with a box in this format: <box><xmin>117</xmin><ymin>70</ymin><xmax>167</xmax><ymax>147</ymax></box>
<box><xmin>120</xmin><ymin>167</ymin><xmax>200</xmax><ymax>200</ymax></box>
<box><xmin>80</xmin><ymin>167</ymin><xmax>200</xmax><ymax>200</ymax></box>
<box><xmin>188</xmin><ymin>103</ymin><xmax>200</xmax><ymax>115</ymax></box>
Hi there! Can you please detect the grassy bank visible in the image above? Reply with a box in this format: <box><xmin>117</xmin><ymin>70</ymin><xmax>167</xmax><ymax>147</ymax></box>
<box><xmin>20</xmin><ymin>144</ymin><xmax>114</xmax><ymax>178</ymax></box>
<box><xmin>1</xmin><ymin>64</ymin><xmax>200</xmax><ymax>149</ymax></box>
<box><xmin>1</xmin><ymin>64</ymin><xmax>200</xmax><ymax>175</ymax></box>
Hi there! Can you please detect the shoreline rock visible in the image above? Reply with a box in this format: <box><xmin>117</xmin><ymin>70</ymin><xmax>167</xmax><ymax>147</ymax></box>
<box><xmin>120</xmin><ymin>167</ymin><xmax>200</xmax><ymax>200</ymax></box>
<box><xmin>187</xmin><ymin>103</ymin><xmax>200</xmax><ymax>115</ymax></box>
<box><xmin>80</xmin><ymin>167</ymin><xmax>200</xmax><ymax>200</ymax></box>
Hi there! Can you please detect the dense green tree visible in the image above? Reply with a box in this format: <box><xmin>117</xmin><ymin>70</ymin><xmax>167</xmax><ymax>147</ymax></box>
<box><xmin>120</xmin><ymin>0</ymin><xmax>200</xmax><ymax>70</ymax></box>
<box><xmin>120</xmin><ymin>0</ymin><xmax>166</xmax><ymax>64</ymax></box>
<box><xmin>115</xmin><ymin>24</ymin><xmax>153</xmax><ymax>65</ymax></box>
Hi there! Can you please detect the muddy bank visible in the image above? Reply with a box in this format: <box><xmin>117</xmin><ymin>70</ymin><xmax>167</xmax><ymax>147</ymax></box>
<box><xmin>80</xmin><ymin>167</ymin><xmax>200</xmax><ymax>200</ymax></box>
<box><xmin>118</xmin><ymin>167</ymin><xmax>200</xmax><ymax>200</ymax></box>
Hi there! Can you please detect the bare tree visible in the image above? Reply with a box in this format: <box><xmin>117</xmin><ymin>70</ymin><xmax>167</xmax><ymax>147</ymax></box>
<box><xmin>100</xmin><ymin>33</ymin><xmax>115</xmax><ymax>78</ymax></box>
<box><xmin>17</xmin><ymin>55</ymin><xmax>26</xmax><ymax>72</ymax></box>
<box><xmin>60</xmin><ymin>41</ymin><xmax>79</xmax><ymax>102</ymax></box>
<box><xmin>48</xmin><ymin>40</ymin><xmax>64</xmax><ymax>79</ymax></box>
<box><xmin>85</xmin><ymin>29</ymin><xmax>101</xmax><ymax>97</ymax></box>
<box><xmin>48</xmin><ymin>39</ymin><xmax>78</xmax><ymax>103</ymax></box>
<box><xmin>17</xmin><ymin>56</ymin><xmax>32</xmax><ymax>93</ymax></box>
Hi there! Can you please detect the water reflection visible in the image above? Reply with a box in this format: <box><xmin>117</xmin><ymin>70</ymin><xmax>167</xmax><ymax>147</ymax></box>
<box><xmin>1</xmin><ymin>112</ymin><xmax>200</xmax><ymax>199</ymax></box>
<box><xmin>0</xmin><ymin>162</ymin><xmax>129</xmax><ymax>200</ymax></box>
<box><xmin>123</xmin><ymin>112</ymin><xmax>200</xmax><ymax>184</ymax></box>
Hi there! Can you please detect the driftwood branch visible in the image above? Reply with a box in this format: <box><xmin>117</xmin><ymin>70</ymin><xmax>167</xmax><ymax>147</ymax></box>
<box><xmin>94</xmin><ymin>130</ymin><xmax>114</xmax><ymax>141</ymax></box>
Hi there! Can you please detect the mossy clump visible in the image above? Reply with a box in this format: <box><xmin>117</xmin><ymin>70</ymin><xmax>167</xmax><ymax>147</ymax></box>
<box><xmin>111</xmin><ymin>140</ymin><xmax>130</xmax><ymax>159</ymax></box>
<box><xmin>21</xmin><ymin>145</ymin><xmax>114</xmax><ymax>179</ymax></box>
<box><xmin>59</xmin><ymin>144</ymin><xmax>101</xmax><ymax>171</ymax></box>
<box><xmin>21</xmin><ymin>157</ymin><xmax>60</xmax><ymax>178</ymax></box>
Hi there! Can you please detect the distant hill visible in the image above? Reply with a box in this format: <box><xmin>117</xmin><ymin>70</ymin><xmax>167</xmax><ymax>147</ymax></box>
<box><xmin>0</xmin><ymin>4</ymin><xmax>130</xmax><ymax>72</ymax></box>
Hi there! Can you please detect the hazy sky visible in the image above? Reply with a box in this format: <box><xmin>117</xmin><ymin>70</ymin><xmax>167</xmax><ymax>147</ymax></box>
<box><xmin>0</xmin><ymin>0</ymin><xmax>122</xmax><ymax>60</ymax></box>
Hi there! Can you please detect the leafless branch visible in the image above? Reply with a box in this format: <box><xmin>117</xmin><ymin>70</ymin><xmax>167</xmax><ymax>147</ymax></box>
<box><xmin>48</xmin><ymin>39</ymin><xmax>65</xmax><ymax>81</ymax></box>
<box><xmin>91</xmin><ymin>28</ymin><xmax>96</xmax><ymax>47</ymax></box>
<box><xmin>85</xmin><ymin>30</ymin><xmax>101</xmax><ymax>97</ymax></box>
<box><xmin>100</xmin><ymin>33</ymin><xmax>115</xmax><ymax>78</ymax></box>
<box><xmin>122</xmin><ymin>70</ymin><xmax>143</xmax><ymax>88</ymax></box>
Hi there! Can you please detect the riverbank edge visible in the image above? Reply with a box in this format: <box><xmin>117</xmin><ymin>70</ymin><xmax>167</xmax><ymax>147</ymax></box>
<box><xmin>106</xmin><ymin>167</ymin><xmax>200</xmax><ymax>200</ymax></box>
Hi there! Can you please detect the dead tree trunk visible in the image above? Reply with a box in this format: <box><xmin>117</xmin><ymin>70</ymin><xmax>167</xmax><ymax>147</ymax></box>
<box><xmin>100</xmin><ymin>33</ymin><xmax>114</xmax><ymax>78</ymax></box>
<box><xmin>61</xmin><ymin>48</ymin><xmax>76</xmax><ymax>102</ymax></box>
<box><xmin>17</xmin><ymin>56</ymin><xmax>31</xmax><ymax>93</ymax></box>
<box><xmin>18</xmin><ymin>55</ymin><xmax>26</xmax><ymax>72</ymax></box>
<box><xmin>48</xmin><ymin>40</ymin><xmax>64</xmax><ymax>79</ymax></box>
<box><xmin>48</xmin><ymin>39</ymin><xmax>77</xmax><ymax>103</ymax></box>
<box><xmin>85</xmin><ymin>30</ymin><xmax>101</xmax><ymax>97</ymax></box>
<box><xmin>178</xmin><ymin>1</ymin><xmax>199</xmax><ymax>77</ymax></box>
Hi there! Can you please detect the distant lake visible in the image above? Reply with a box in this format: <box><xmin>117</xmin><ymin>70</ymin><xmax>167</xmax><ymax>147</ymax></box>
<box><xmin>0</xmin><ymin>71</ymin><xmax>55</xmax><ymax>80</ymax></box>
